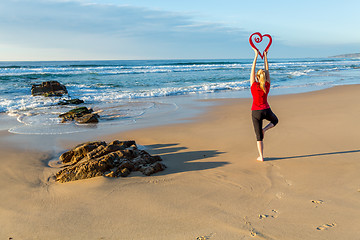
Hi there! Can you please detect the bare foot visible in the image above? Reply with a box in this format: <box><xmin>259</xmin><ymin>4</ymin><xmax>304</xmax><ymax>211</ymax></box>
<box><xmin>257</xmin><ymin>156</ymin><xmax>264</xmax><ymax>161</ymax></box>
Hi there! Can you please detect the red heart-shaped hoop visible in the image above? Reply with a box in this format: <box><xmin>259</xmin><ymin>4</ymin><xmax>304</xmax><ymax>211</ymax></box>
<box><xmin>249</xmin><ymin>32</ymin><xmax>272</xmax><ymax>59</ymax></box>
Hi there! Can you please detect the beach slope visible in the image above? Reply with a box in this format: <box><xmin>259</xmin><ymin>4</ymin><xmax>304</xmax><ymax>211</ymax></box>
<box><xmin>1</xmin><ymin>85</ymin><xmax>360</xmax><ymax>239</ymax></box>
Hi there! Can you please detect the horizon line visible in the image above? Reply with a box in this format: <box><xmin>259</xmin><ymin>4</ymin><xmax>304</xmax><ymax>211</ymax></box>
<box><xmin>0</xmin><ymin>55</ymin><xmax>354</xmax><ymax>63</ymax></box>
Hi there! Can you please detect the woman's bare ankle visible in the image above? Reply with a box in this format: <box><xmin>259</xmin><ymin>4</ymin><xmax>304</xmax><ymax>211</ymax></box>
<box><xmin>257</xmin><ymin>156</ymin><xmax>264</xmax><ymax>161</ymax></box>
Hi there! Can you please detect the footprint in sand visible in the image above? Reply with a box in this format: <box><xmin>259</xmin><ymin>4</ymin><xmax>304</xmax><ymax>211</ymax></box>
<box><xmin>259</xmin><ymin>209</ymin><xmax>279</xmax><ymax>219</ymax></box>
<box><xmin>276</xmin><ymin>192</ymin><xmax>285</xmax><ymax>199</ymax></box>
<box><xmin>196</xmin><ymin>233</ymin><xmax>215</xmax><ymax>240</ymax></box>
<box><xmin>196</xmin><ymin>237</ymin><xmax>208</xmax><ymax>240</ymax></box>
<box><xmin>316</xmin><ymin>223</ymin><xmax>336</xmax><ymax>231</ymax></box>
<box><xmin>259</xmin><ymin>214</ymin><xmax>271</xmax><ymax>219</ymax></box>
<box><xmin>285</xmin><ymin>179</ymin><xmax>293</xmax><ymax>186</ymax></box>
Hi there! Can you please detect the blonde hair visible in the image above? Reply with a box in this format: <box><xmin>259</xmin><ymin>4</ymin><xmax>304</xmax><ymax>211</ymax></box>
<box><xmin>256</xmin><ymin>69</ymin><xmax>267</xmax><ymax>93</ymax></box>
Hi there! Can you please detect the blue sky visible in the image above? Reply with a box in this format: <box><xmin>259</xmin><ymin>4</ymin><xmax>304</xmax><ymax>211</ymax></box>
<box><xmin>0</xmin><ymin>0</ymin><xmax>359</xmax><ymax>60</ymax></box>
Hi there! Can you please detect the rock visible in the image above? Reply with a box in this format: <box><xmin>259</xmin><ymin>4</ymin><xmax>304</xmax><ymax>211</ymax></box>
<box><xmin>75</xmin><ymin>113</ymin><xmax>99</xmax><ymax>124</ymax></box>
<box><xmin>59</xmin><ymin>141</ymin><xmax>106</xmax><ymax>164</ymax></box>
<box><xmin>59</xmin><ymin>107</ymin><xmax>91</xmax><ymax>120</ymax></box>
<box><xmin>118</xmin><ymin>160</ymin><xmax>135</xmax><ymax>171</ymax></box>
<box><xmin>87</xmin><ymin>145</ymin><xmax>106</xmax><ymax>159</ymax></box>
<box><xmin>119</xmin><ymin>168</ymin><xmax>131</xmax><ymax>177</ymax></box>
<box><xmin>55</xmin><ymin>140</ymin><xmax>165</xmax><ymax>183</ymax></box>
<box><xmin>58</xmin><ymin>99</ymin><xmax>84</xmax><ymax>105</ymax></box>
<box><xmin>59</xmin><ymin>107</ymin><xmax>100</xmax><ymax>124</ymax></box>
<box><xmin>31</xmin><ymin>81</ymin><xmax>68</xmax><ymax>96</ymax></box>
<box><xmin>142</xmin><ymin>162</ymin><xmax>167</xmax><ymax>176</ymax></box>
<box><xmin>105</xmin><ymin>171</ymin><xmax>116</xmax><ymax>178</ymax></box>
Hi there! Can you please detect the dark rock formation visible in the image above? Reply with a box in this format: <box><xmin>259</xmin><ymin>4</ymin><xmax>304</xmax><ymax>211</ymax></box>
<box><xmin>59</xmin><ymin>107</ymin><xmax>99</xmax><ymax>124</ymax></box>
<box><xmin>55</xmin><ymin>140</ymin><xmax>166</xmax><ymax>183</ymax></box>
<box><xmin>58</xmin><ymin>99</ymin><xmax>84</xmax><ymax>105</ymax></box>
<box><xmin>31</xmin><ymin>81</ymin><xmax>68</xmax><ymax>96</ymax></box>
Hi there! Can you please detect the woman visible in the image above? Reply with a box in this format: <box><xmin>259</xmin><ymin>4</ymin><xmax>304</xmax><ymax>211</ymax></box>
<box><xmin>250</xmin><ymin>47</ymin><xmax>278</xmax><ymax>161</ymax></box>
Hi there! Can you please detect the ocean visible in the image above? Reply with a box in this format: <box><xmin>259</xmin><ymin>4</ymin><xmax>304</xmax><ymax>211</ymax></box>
<box><xmin>1</xmin><ymin>58</ymin><xmax>359</xmax><ymax>135</ymax></box>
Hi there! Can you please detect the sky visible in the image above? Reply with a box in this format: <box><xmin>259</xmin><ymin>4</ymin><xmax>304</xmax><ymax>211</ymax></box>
<box><xmin>0</xmin><ymin>0</ymin><xmax>359</xmax><ymax>61</ymax></box>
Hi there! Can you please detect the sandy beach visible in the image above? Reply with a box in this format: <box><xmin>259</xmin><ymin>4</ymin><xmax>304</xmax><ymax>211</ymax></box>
<box><xmin>1</xmin><ymin>85</ymin><xmax>360</xmax><ymax>240</ymax></box>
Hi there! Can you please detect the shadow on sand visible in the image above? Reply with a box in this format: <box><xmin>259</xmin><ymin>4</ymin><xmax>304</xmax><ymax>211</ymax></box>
<box><xmin>145</xmin><ymin>143</ymin><xmax>228</xmax><ymax>174</ymax></box>
<box><xmin>265</xmin><ymin>149</ymin><xmax>360</xmax><ymax>161</ymax></box>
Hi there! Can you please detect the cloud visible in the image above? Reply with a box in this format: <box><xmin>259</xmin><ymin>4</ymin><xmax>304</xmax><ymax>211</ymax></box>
<box><xmin>1</xmin><ymin>1</ymin><xmax>183</xmax><ymax>38</ymax></box>
<box><xmin>0</xmin><ymin>0</ymin><xmax>253</xmax><ymax>60</ymax></box>
<box><xmin>2</xmin><ymin>0</ymin><xmax>352</xmax><ymax>60</ymax></box>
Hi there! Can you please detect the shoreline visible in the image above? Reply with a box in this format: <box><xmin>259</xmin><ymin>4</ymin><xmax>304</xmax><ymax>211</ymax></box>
<box><xmin>1</xmin><ymin>84</ymin><xmax>360</xmax><ymax>239</ymax></box>
<box><xmin>1</xmin><ymin>83</ymin><xmax>333</xmax><ymax>142</ymax></box>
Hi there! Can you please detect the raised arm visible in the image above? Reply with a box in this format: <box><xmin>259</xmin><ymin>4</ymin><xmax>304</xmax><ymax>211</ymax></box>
<box><xmin>264</xmin><ymin>51</ymin><xmax>270</xmax><ymax>83</ymax></box>
<box><xmin>250</xmin><ymin>48</ymin><xmax>258</xmax><ymax>86</ymax></box>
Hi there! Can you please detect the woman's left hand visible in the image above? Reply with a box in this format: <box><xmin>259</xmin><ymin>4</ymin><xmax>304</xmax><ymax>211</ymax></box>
<box><xmin>253</xmin><ymin>47</ymin><xmax>259</xmax><ymax>56</ymax></box>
